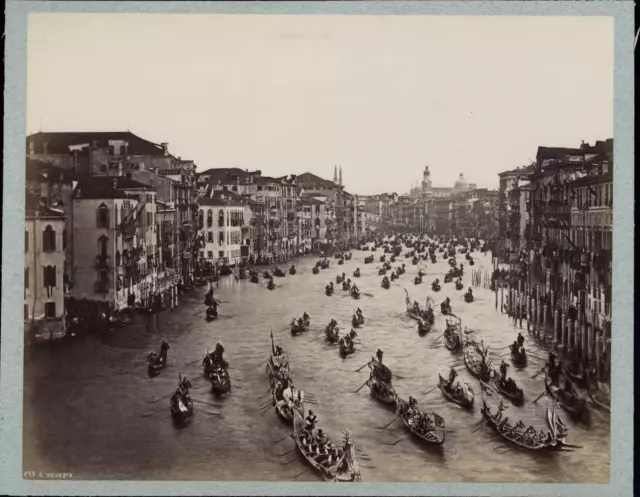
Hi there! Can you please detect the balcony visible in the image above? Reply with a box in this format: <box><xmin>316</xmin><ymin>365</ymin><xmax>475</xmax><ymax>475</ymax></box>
<box><xmin>94</xmin><ymin>281</ymin><xmax>110</xmax><ymax>294</ymax></box>
<box><xmin>95</xmin><ymin>254</ymin><xmax>110</xmax><ymax>269</ymax></box>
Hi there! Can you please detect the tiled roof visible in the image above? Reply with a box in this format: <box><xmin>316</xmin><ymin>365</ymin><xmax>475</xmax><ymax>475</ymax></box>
<box><xmin>25</xmin><ymin>190</ymin><xmax>66</xmax><ymax>218</ymax></box>
<box><xmin>536</xmin><ymin>146</ymin><xmax>581</xmax><ymax>161</ymax></box>
<box><xmin>74</xmin><ymin>176</ymin><xmax>151</xmax><ymax>199</ymax></box>
<box><xmin>296</xmin><ymin>172</ymin><xmax>336</xmax><ymax>190</ymax></box>
<box><xmin>27</xmin><ymin>131</ymin><xmax>170</xmax><ymax>157</ymax></box>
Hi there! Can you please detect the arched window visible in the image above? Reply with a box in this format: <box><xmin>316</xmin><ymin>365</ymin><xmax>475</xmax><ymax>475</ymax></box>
<box><xmin>96</xmin><ymin>203</ymin><xmax>109</xmax><ymax>228</ymax></box>
<box><xmin>42</xmin><ymin>225</ymin><xmax>56</xmax><ymax>252</ymax></box>
<box><xmin>43</xmin><ymin>265</ymin><xmax>56</xmax><ymax>287</ymax></box>
<box><xmin>198</xmin><ymin>210</ymin><xmax>204</xmax><ymax>230</ymax></box>
<box><xmin>218</xmin><ymin>209</ymin><xmax>224</xmax><ymax>228</ymax></box>
<box><xmin>98</xmin><ymin>235</ymin><xmax>108</xmax><ymax>256</ymax></box>
<box><xmin>207</xmin><ymin>209</ymin><xmax>213</xmax><ymax>228</ymax></box>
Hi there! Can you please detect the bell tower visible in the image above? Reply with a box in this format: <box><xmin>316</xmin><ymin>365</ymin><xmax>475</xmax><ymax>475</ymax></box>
<box><xmin>421</xmin><ymin>165</ymin><xmax>432</xmax><ymax>198</ymax></box>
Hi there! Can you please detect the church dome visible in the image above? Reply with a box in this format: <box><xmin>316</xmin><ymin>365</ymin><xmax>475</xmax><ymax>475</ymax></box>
<box><xmin>454</xmin><ymin>173</ymin><xmax>469</xmax><ymax>190</ymax></box>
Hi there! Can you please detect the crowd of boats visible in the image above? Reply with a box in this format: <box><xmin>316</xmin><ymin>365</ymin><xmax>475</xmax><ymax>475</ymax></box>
<box><xmin>139</xmin><ymin>232</ymin><xmax>611</xmax><ymax>481</ymax></box>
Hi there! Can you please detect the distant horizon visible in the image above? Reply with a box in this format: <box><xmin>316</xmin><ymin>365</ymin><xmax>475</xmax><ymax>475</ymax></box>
<box><xmin>27</xmin><ymin>14</ymin><xmax>613</xmax><ymax>196</ymax></box>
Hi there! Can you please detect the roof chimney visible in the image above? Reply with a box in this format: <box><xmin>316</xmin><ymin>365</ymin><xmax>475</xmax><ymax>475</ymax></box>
<box><xmin>161</xmin><ymin>143</ymin><xmax>169</xmax><ymax>156</ymax></box>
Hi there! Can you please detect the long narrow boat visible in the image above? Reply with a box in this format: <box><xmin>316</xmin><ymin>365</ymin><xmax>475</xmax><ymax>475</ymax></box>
<box><xmin>491</xmin><ymin>373</ymin><xmax>525</xmax><ymax>405</ymax></box>
<box><xmin>210</xmin><ymin>366</ymin><xmax>232</xmax><ymax>395</ymax></box>
<box><xmin>367</xmin><ymin>376</ymin><xmax>397</xmax><ymax>405</ymax></box>
<box><xmin>444</xmin><ymin>323</ymin><xmax>462</xmax><ymax>351</ymax></box>
<box><xmin>170</xmin><ymin>390</ymin><xmax>193</xmax><ymax>424</ymax></box>
<box><xmin>437</xmin><ymin>374</ymin><xmax>474</xmax><ymax>408</ymax></box>
<box><xmin>395</xmin><ymin>396</ymin><xmax>446</xmax><ymax>445</ymax></box>
<box><xmin>463</xmin><ymin>340</ymin><xmax>492</xmax><ymax>382</ymax></box>
<box><xmin>544</xmin><ymin>376</ymin><xmax>587</xmax><ymax>419</ymax></box>
<box><xmin>480</xmin><ymin>386</ymin><xmax>571</xmax><ymax>451</ymax></box>
<box><xmin>510</xmin><ymin>344</ymin><xmax>527</xmax><ymax>367</ymax></box>
<box><xmin>292</xmin><ymin>405</ymin><xmax>362</xmax><ymax>482</ymax></box>
<box><xmin>339</xmin><ymin>340</ymin><xmax>356</xmax><ymax>357</ymax></box>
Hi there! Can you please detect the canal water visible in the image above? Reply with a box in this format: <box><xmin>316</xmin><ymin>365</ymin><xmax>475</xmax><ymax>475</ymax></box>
<box><xmin>23</xmin><ymin>247</ymin><xmax>609</xmax><ymax>483</ymax></box>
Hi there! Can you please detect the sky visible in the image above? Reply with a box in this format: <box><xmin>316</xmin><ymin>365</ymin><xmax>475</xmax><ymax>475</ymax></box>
<box><xmin>27</xmin><ymin>14</ymin><xmax>613</xmax><ymax>195</ymax></box>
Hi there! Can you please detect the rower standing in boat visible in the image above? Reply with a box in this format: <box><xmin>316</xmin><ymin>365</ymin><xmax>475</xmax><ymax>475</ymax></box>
<box><xmin>499</xmin><ymin>360</ymin><xmax>509</xmax><ymax>382</ymax></box>
<box><xmin>447</xmin><ymin>368</ymin><xmax>457</xmax><ymax>388</ymax></box>
<box><xmin>517</xmin><ymin>332</ymin><xmax>525</xmax><ymax>348</ymax></box>
<box><xmin>305</xmin><ymin>410</ymin><xmax>318</xmax><ymax>433</ymax></box>
<box><xmin>376</xmin><ymin>349</ymin><xmax>384</xmax><ymax>364</ymax></box>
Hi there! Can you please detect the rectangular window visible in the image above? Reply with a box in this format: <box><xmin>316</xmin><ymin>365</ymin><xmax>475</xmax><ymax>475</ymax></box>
<box><xmin>97</xmin><ymin>270</ymin><xmax>108</xmax><ymax>284</ymax></box>
<box><xmin>207</xmin><ymin>251</ymin><xmax>213</xmax><ymax>259</ymax></box>
<box><xmin>45</xmin><ymin>302</ymin><xmax>56</xmax><ymax>319</ymax></box>
<box><xmin>25</xmin><ymin>267</ymin><xmax>29</xmax><ymax>289</ymax></box>
<box><xmin>25</xmin><ymin>230</ymin><xmax>29</xmax><ymax>252</ymax></box>
<box><xmin>24</xmin><ymin>304</ymin><xmax>29</xmax><ymax>321</ymax></box>
<box><xmin>207</xmin><ymin>232</ymin><xmax>213</xmax><ymax>243</ymax></box>
<box><xmin>219</xmin><ymin>250</ymin><xmax>224</xmax><ymax>258</ymax></box>
<box><xmin>218</xmin><ymin>232</ymin><xmax>224</xmax><ymax>244</ymax></box>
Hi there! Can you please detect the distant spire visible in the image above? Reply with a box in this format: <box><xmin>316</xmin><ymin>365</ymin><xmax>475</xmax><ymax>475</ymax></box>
<box><xmin>339</xmin><ymin>167</ymin><xmax>343</xmax><ymax>186</ymax></box>
<box><xmin>334</xmin><ymin>166</ymin><xmax>338</xmax><ymax>184</ymax></box>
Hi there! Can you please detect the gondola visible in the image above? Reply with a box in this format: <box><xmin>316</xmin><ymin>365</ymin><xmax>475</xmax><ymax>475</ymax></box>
<box><xmin>464</xmin><ymin>292</ymin><xmax>475</xmax><ymax>303</ymax></box>
<box><xmin>414</xmin><ymin>275</ymin><xmax>422</xmax><ymax>285</ymax></box>
<box><xmin>364</xmin><ymin>256</ymin><xmax>374</xmax><ymax>264</ymax></box>
<box><xmin>337</xmin><ymin>274</ymin><xmax>345</xmax><ymax>284</ymax></box>
<box><xmin>147</xmin><ymin>341</ymin><xmax>170</xmax><ymax>376</ymax></box>
<box><xmin>378</xmin><ymin>268</ymin><xmax>386</xmax><ymax>276</ymax></box>
<box><xmin>339</xmin><ymin>339</ymin><xmax>356</xmax><ymax>357</ymax></box>
<box><xmin>274</xmin><ymin>268</ymin><xmax>286</xmax><ymax>277</ymax></box>
<box><xmin>350</xmin><ymin>288</ymin><xmax>360</xmax><ymax>299</ymax></box>
<box><xmin>312</xmin><ymin>267</ymin><xmax>320</xmax><ymax>274</ymax></box>
<box><xmin>338</xmin><ymin>259</ymin><xmax>344</xmax><ymax>265</ymax></box>
<box><xmin>170</xmin><ymin>389</ymin><xmax>194</xmax><ymax>423</ymax></box>
<box><xmin>412</xmin><ymin>257</ymin><xmax>418</xmax><ymax>265</ymax></box>
<box><xmin>291</xmin><ymin>321</ymin><xmax>308</xmax><ymax>335</ymax></box>
<box><xmin>210</xmin><ymin>366</ymin><xmax>232</xmax><ymax>394</ymax></box>
<box><xmin>325</xmin><ymin>285</ymin><xmax>334</xmax><ymax>296</ymax></box>
<box><xmin>444</xmin><ymin>326</ymin><xmax>461</xmax><ymax>351</ymax></box>
<box><xmin>480</xmin><ymin>386</ymin><xmax>571</xmax><ymax>451</ymax></box>
<box><xmin>418</xmin><ymin>320</ymin><xmax>431</xmax><ymax>335</ymax></box>
<box><xmin>432</xmin><ymin>282</ymin><xmax>441</xmax><ymax>292</ymax></box>
<box><xmin>353</xmin><ymin>269</ymin><xmax>361</xmax><ymax>278</ymax></box>
<box><xmin>437</xmin><ymin>374</ymin><xmax>474</xmax><ymax>408</ymax></box>
<box><xmin>469</xmin><ymin>258</ymin><xmax>475</xmax><ymax>266</ymax></box>
<box><xmin>544</xmin><ymin>376</ymin><xmax>587</xmax><ymax>419</ymax></box>
<box><xmin>440</xmin><ymin>302</ymin><xmax>452</xmax><ymax>315</ymax></box>
<box><xmin>250</xmin><ymin>274</ymin><xmax>260</xmax><ymax>283</ymax></box>
<box><xmin>341</xmin><ymin>280</ymin><xmax>350</xmax><ymax>291</ymax></box>
<box><xmin>510</xmin><ymin>344</ymin><xmax>527</xmax><ymax>367</ymax></box>
<box><xmin>455</xmin><ymin>280</ymin><xmax>464</xmax><ymax>291</ymax></box>
<box><xmin>367</xmin><ymin>376</ymin><xmax>397</xmax><ymax>405</ymax></box>
<box><xmin>491</xmin><ymin>373</ymin><xmax>525</xmax><ymax>405</ymax></box>
<box><xmin>266</xmin><ymin>353</ymin><xmax>290</xmax><ymax>381</ymax></box>
<box><xmin>380</xmin><ymin>255</ymin><xmax>386</xmax><ymax>263</ymax></box>
<box><xmin>463</xmin><ymin>340</ymin><xmax>492</xmax><ymax>382</ymax></box>
<box><xmin>263</xmin><ymin>271</ymin><xmax>271</xmax><ymax>279</ymax></box>
<box><xmin>444</xmin><ymin>274</ymin><xmax>453</xmax><ymax>284</ymax></box>
<box><xmin>352</xmin><ymin>313</ymin><xmax>365</xmax><ymax>328</ymax></box>
<box><xmin>267</xmin><ymin>280</ymin><xmax>276</xmax><ymax>290</ymax></box>
<box><xmin>345</xmin><ymin>253</ymin><xmax>352</xmax><ymax>261</ymax></box>
<box><xmin>292</xmin><ymin>405</ymin><xmax>362</xmax><ymax>482</ymax></box>
<box><xmin>381</xmin><ymin>279</ymin><xmax>390</xmax><ymax>289</ymax></box>
<box><xmin>395</xmin><ymin>396</ymin><xmax>446</xmax><ymax>446</ymax></box>
<box><xmin>289</xmin><ymin>265</ymin><xmax>297</xmax><ymax>275</ymax></box>
<box><xmin>206</xmin><ymin>306</ymin><xmax>218</xmax><ymax>321</ymax></box>
<box><xmin>325</xmin><ymin>326</ymin><xmax>340</xmax><ymax>344</ymax></box>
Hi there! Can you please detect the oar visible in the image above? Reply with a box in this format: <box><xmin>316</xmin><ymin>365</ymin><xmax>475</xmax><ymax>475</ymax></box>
<box><xmin>379</xmin><ymin>417</ymin><xmax>399</xmax><ymax>429</ymax></box>
<box><xmin>192</xmin><ymin>398</ymin><xmax>223</xmax><ymax>408</ymax></box>
<box><xmin>256</xmin><ymin>360</ymin><xmax>267</xmax><ymax>368</ymax></box>
<box><xmin>353</xmin><ymin>381</ymin><xmax>369</xmax><ymax>393</ymax></box>
<box><xmin>531</xmin><ymin>367</ymin><xmax>546</xmax><ymax>380</ymax></box>
<box><xmin>423</xmin><ymin>385</ymin><xmax>439</xmax><ymax>396</ymax></box>
<box><xmin>532</xmin><ymin>390</ymin><xmax>547</xmax><ymax>403</ymax></box>
<box><xmin>388</xmin><ymin>436</ymin><xmax>407</xmax><ymax>445</ymax></box>
<box><xmin>196</xmin><ymin>407</ymin><xmax>221</xmax><ymax>416</ymax></box>
<box><xmin>354</xmin><ymin>361</ymin><xmax>371</xmax><ymax>373</ymax></box>
<box><xmin>434</xmin><ymin>333</ymin><xmax>444</xmax><ymax>341</ymax></box>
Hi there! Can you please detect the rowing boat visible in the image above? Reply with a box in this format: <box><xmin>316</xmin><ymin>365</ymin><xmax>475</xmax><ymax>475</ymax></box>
<box><xmin>368</xmin><ymin>376</ymin><xmax>397</xmax><ymax>405</ymax></box>
<box><xmin>463</xmin><ymin>340</ymin><xmax>492</xmax><ymax>382</ymax></box>
<box><xmin>491</xmin><ymin>373</ymin><xmax>525</xmax><ymax>405</ymax></box>
<box><xmin>292</xmin><ymin>405</ymin><xmax>362</xmax><ymax>482</ymax></box>
<box><xmin>510</xmin><ymin>345</ymin><xmax>527</xmax><ymax>368</ymax></box>
<box><xmin>396</xmin><ymin>396</ymin><xmax>446</xmax><ymax>445</ymax></box>
<box><xmin>437</xmin><ymin>374</ymin><xmax>474</xmax><ymax>408</ymax></box>
<box><xmin>444</xmin><ymin>325</ymin><xmax>461</xmax><ymax>351</ymax></box>
<box><xmin>480</xmin><ymin>386</ymin><xmax>570</xmax><ymax>451</ymax></box>
<box><xmin>544</xmin><ymin>376</ymin><xmax>587</xmax><ymax>418</ymax></box>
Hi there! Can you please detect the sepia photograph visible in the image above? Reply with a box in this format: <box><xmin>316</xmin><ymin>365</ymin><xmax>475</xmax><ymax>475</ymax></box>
<box><xmin>1</xmin><ymin>2</ymin><xmax>633</xmax><ymax>494</ymax></box>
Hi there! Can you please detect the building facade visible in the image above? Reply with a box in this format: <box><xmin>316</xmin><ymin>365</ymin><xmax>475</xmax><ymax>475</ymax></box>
<box><xmin>25</xmin><ymin>192</ymin><xmax>67</xmax><ymax>341</ymax></box>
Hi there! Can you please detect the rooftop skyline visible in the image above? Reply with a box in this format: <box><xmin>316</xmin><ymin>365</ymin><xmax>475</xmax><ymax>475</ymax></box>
<box><xmin>27</xmin><ymin>14</ymin><xmax>613</xmax><ymax>195</ymax></box>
